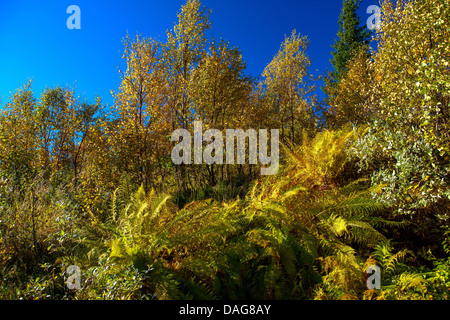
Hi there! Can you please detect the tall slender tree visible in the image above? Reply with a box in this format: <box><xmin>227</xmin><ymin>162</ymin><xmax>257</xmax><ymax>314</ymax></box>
<box><xmin>262</xmin><ymin>30</ymin><xmax>315</xmax><ymax>144</ymax></box>
<box><xmin>165</xmin><ymin>0</ymin><xmax>212</xmax><ymax>131</ymax></box>
<box><xmin>190</xmin><ymin>38</ymin><xmax>253</xmax><ymax>184</ymax></box>
<box><xmin>329</xmin><ymin>0</ymin><xmax>371</xmax><ymax>84</ymax></box>
<box><xmin>109</xmin><ymin>35</ymin><xmax>170</xmax><ymax>190</ymax></box>
<box><xmin>164</xmin><ymin>0</ymin><xmax>212</xmax><ymax>191</ymax></box>
<box><xmin>322</xmin><ymin>0</ymin><xmax>372</xmax><ymax>128</ymax></box>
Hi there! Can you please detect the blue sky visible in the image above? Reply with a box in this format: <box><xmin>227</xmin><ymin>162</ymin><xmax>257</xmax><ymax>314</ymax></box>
<box><xmin>0</xmin><ymin>0</ymin><xmax>378</xmax><ymax>107</ymax></box>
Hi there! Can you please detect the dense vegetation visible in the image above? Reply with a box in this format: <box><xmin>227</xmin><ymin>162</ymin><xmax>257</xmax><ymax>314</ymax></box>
<box><xmin>1</xmin><ymin>0</ymin><xmax>450</xmax><ymax>300</ymax></box>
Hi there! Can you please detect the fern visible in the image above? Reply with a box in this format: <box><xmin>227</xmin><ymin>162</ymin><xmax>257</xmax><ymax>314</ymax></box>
<box><xmin>373</xmin><ymin>241</ymin><xmax>412</xmax><ymax>278</ymax></box>
<box><xmin>78</xmin><ymin>125</ymin><xmax>408</xmax><ymax>300</ymax></box>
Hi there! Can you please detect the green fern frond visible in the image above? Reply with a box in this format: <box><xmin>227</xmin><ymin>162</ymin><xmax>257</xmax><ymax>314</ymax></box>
<box><xmin>320</xmin><ymin>214</ymin><xmax>348</xmax><ymax>237</ymax></box>
<box><xmin>374</xmin><ymin>242</ymin><xmax>413</xmax><ymax>276</ymax></box>
<box><xmin>346</xmin><ymin>220</ymin><xmax>386</xmax><ymax>246</ymax></box>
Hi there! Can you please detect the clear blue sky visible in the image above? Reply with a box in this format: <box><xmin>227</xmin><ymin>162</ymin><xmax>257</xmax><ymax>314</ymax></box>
<box><xmin>0</xmin><ymin>0</ymin><xmax>378</xmax><ymax>107</ymax></box>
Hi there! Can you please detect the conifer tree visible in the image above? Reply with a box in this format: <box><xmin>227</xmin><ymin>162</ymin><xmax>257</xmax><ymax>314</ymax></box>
<box><xmin>322</xmin><ymin>0</ymin><xmax>372</xmax><ymax>128</ymax></box>
<box><xmin>329</xmin><ymin>0</ymin><xmax>371</xmax><ymax>84</ymax></box>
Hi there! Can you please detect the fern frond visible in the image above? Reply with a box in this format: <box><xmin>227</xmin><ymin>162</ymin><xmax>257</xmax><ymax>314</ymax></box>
<box><xmin>320</xmin><ymin>214</ymin><xmax>348</xmax><ymax>237</ymax></box>
<box><xmin>373</xmin><ymin>242</ymin><xmax>413</xmax><ymax>276</ymax></box>
<box><xmin>346</xmin><ymin>220</ymin><xmax>386</xmax><ymax>246</ymax></box>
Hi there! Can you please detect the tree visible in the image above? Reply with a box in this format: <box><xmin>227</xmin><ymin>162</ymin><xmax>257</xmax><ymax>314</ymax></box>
<box><xmin>70</xmin><ymin>99</ymin><xmax>101</xmax><ymax>187</ymax></box>
<box><xmin>322</xmin><ymin>45</ymin><xmax>380</xmax><ymax>128</ymax></box>
<box><xmin>165</xmin><ymin>0</ymin><xmax>212</xmax><ymax>131</ymax></box>
<box><xmin>329</xmin><ymin>0</ymin><xmax>371</xmax><ymax>85</ymax></box>
<box><xmin>190</xmin><ymin>38</ymin><xmax>252</xmax><ymax>130</ymax></box>
<box><xmin>109</xmin><ymin>35</ymin><xmax>171</xmax><ymax>191</ymax></box>
<box><xmin>0</xmin><ymin>83</ymin><xmax>98</xmax><ymax>186</ymax></box>
<box><xmin>0</xmin><ymin>81</ymin><xmax>38</xmax><ymax>189</ymax></box>
<box><xmin>262</xmin><ymin>30</ymin><xmax>315</xmax><ymax>144</ymax></box>
<box><xmin>164</xmin><ymin>0</ymin><xmax>212</xmax><ymax>191</ymax></box>
<box><xmin>322</xmin><ymin>0</ymin><xmax>372</xmax><ymax>128</ymax></box>
<box><xmin>35</xmin><ymin>86</ymin><xmax>100</xmax><ymax>184</ymax></box>
<box><xmin>189</xmin><ymin>38</ymin><xmax>253</xmax><ymax>184</ymax></box>
<box><xmin>351</xmin><ymin>0</ymin><xmax>450</xmax><ymax>219</ymax></box>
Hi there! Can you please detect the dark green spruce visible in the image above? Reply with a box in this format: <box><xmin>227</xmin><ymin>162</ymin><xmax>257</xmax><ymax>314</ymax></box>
<box><xmin>329</xmin><ymin>0</ymin><xmax>371</xmax><ymax>84</ymax></box>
